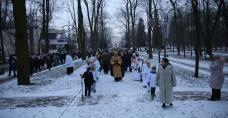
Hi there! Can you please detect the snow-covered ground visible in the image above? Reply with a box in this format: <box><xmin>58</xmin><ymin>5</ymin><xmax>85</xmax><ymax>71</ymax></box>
<box><xmin>0</xmin><ymin>58</ymin><xmax>228</xmax><ymax>118</ymax></box>
<box><xmin>139</xmin><ymin>51</ymin><xmax>228</xmax><ymax>78</ymax></box>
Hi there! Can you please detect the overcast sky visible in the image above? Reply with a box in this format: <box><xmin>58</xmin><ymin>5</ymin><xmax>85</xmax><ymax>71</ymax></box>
<box><xmin>50</xmin><ymin>0</ymin><xmax>125</xmax><ymax>41</ymax></box>
<box><xmin>50</xmin><ymin>0</ymin><xmax>175</xmax><ymax>41</ymax></box>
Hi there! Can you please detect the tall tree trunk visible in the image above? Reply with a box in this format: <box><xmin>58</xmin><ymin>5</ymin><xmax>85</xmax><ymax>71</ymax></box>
<box><xmin>126</xmin><ymin>0</ymin><xmax>131</xmax><ymax>48</ymax></box>
<box><xmin>40</xmin><ymin>0</ymin><xmax>46</xmax><ymax>54</ymax></box>
<box><xmin>29</xmin><ymin>28</ymin><xmax>34</xmax><ymax>54</ymax></box>
<box><xmin>223</xmin><ymin>2</ymin><xmax>228</xmax><ymax>52</ymax></box>
<box><xmin>192</xmin><ymin>0</ymin><xmax>200</xmax><ymax>78</ymax></box>
<box><xmin>78</xmin><ymin>0</ymin><xmax>85</xmax><ymax>58</ymax></box>
<box><xmin>205</xmin><ymin>0</ymin><xmax>212</xmax><ymax>60</ymax></box>
<box><xmin>211</xmin><ymin>1</ymin><xmax>223</xmax><ymax>53</ymax></box>
<box><xmin>158</xmin><ymin>49</ymin><xmax>161</xmax><ymax>63</ymax></box>
<box><xmin>170</xmin><ymin>0</ymin><xmax>180</xmax><ymax>55</ymax></box>
<box><xmin>0</xmin><ymin>2</ymin><xmax>5</xmax><ymax>63</ymax></box>
<box><xmin>45</xmin><ymin>0</ymin><xmax>50</xmax><ymax>54</ymax></box>
<box><xmin>129</xmin><ymin>0</ymin><xmax>137</xmax><ymax>48</ymax></box>
<box><xmin>148</xmin><ymin>0</ymin><xmax>153</xmax><ymax>58</ymax></box>
<box><xmin>12</xmin><ymin>0</ymin><xmax>30</xmax><ymax>85</ymax></box>
<box><xmin>0</xmin><ymin>1</ymin><xmax>8</xmax><ymax>63</ymax></box>
<box><xmin>100</xmin><ymin>1</ymin><xmax>105</xmax><ymax>49</ymax></box>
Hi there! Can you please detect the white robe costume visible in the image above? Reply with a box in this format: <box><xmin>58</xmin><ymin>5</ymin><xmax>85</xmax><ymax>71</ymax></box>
<box><xmin>65</xmin><ymin>55</ymin><xmax>74</xmax><ymax>68</ymax></box>
<box><xmin>131</xmin><ymin>57</ymin><xmax>141</xmax><ymax>81</ymax></box>
<box><xmin>142</xmin><ymin>64</ymin><xmax>151</xmax><ymax>86</ymax></box>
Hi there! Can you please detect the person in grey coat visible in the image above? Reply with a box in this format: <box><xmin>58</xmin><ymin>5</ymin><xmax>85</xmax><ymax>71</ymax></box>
<box><xmin>208</xmin><ymin>55</ymin><xmax>225</xmax><ymax>101</ymax></box>
<box><xmin>156</xmin><ymin>58</ymin><xmax>177</xmax><ymax>108</ymax></box>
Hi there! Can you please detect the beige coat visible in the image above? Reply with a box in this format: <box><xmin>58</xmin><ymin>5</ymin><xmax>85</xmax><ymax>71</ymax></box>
<box><xmin>156</xmin><ymin>64</ymin><xmax>177</xmax><ymax>104</ymax></box>
<box><xmin>110</xmin><ymin>55</ymin><xmax>123</xmax><ymax>78</ymax></box>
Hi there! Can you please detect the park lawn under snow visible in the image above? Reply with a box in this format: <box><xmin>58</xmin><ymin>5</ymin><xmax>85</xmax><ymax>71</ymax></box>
<box><xmin>0</xmin><ymin>59</ymin><xmax>228</xmax><ymax>118</ymax></box>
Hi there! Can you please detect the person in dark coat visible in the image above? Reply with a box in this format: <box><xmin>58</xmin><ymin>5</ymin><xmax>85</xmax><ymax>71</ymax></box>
<box><xmin>119</xmin><ymin>50</ymin><xmax>125</xmax><ymax>77</ymax></box>
<box><xmin>34</xmin><ymin>55</ymin><xmax>40</xmax><ymax>72</ymax></box>
<box><xmin>30</xmin><ymin>55</ymin><xmax>34</xmax><ymax>76</ymax></box>
<box><xmin>45</xmin><ymin>55</ymin><xmax>52</xmax><ymax>71</ymax></box>
<box><xmin>102</xmin><ymin>51</ymin><xmax>110</xmax><ymax>74</ymax></box>
<box><xmin>8</xmin><ymin>55</ymin><xmax>17</xmax><ymax>77</ymax></box>
<box><xmin>110</xmin><ymin>51</ymin><xmax>114</xmax><ymax>76</ymax></box>
<box><xmin>97</xmin><ymin>51</ymin><xmax>103</xmax><ymax>72</ymax></box>
<box><xmin>40</xmin><ymin>55</ymin><xmax>45</xmax><ymax>70</ymax></box>
<box><xmin>82</xmin><ymin>66</ymin><xmax>95</xmax><ymax>97</ymax></box>
<box><xmin>126</xmin><ymin>50</ymin><xmax>132</xmax><ymax>72</ymax></box>
<box><xmin>208</xmin><ymin>55</ymin><xmax>225</xmax><ymax>101</ymax></box>
<box><xmin>87</xmin><ymin>48</ymin><xmax>93</xmax><ymax>58</ymax></box>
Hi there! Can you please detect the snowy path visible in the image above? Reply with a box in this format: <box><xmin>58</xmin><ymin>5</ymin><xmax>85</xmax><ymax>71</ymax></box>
<box><xmin>0</xmin><ymin>64</ymin><xmax>228</xmax><ymax>118</ymax></box>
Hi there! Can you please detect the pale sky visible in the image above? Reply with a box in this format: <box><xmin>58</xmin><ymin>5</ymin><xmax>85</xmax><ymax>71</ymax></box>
<box><xmin>51</xmin><ymin>0</ymin><xmax>174</xmax><ymax>41</ymax></box>
<box><xmin>51</xmin><ymin>0</ymin><xmax>124</xmax><ymax>41</ymax></box>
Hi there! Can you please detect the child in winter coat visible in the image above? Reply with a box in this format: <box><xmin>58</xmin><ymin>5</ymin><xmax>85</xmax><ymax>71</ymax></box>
<box><xmin>147</xmin><ymin>66</ymin><xmax>156</xmax><ymax>100</ymax></box>
<box><xmin>82</xmin><ymin>66</ymin><xmax>95</xmax><ymax>97</ymax></box>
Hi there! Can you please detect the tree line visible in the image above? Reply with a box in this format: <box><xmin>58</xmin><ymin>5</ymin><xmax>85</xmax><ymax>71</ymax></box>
<box><xmin>0</xmin><ymin>0</ymin><xmax>112</xmax><ymax>85</ymax></box>
<box><xmin>119</xmin><ymin>0</ymin><xmax>228</xmax><ymax>77</ymax></box>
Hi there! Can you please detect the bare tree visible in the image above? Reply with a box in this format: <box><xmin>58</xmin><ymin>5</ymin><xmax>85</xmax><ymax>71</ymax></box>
<box><xmin>40</xmin><ymin>0</ymin><xmax>56</xmax><ymax>54</ymax></box>
<box><xmin>84</xmin><ymin>0</ymin><xmax>103</xmax><ymax>50</ymax></box>
<box><xmin>0</xmin><ymin>2</ymin><xmax>4</xmax><ymax>63</ymax></box>
<box><xmin>0</xmin><ymin>0</ymin><xmax>10</xmax><ymax>63</ymax></box>
<box><xmin>66</xmin><ymin>0</ymin><xmax>78</xmax><ymax>50</ymax></box>
<box><xmin>27</xmin><ymin>1</ymin><xmax>41</xmax><ymax>54</ymax></box>
<box><xmin>191</xmin><ymin>0</ymin><xmax>201</xmax><ymax>78</ymax></box>
<box><xmin>169</xmin><ymin>0</ymin><xmax>181</xmax><ymax>55</ymax></box>
<box><xmin>44</xmin><ymin>0</ymin><xmax>50</xmax><ymax>54</ymax></box>
<box><xmin>223</xmin><ymin>0</ymin><xmax>228</xmax><ymax>52</ymax></box>
<box><xmin>119</xmin><ymin>0</ymin><xmax>131</xmax><ymax>48</ymax></box>
<box><xmin>129</xmin><ymin>0</ymin><xmax>139</xmax><ymax>48</ymax></box>
<box><xmin>148</xmin><ymin>0</ymin><xmax>153</xmax><ymax>58</ymax></box>
<box><xmin>78</xmin><ymin>0</ymin><xmax>86</xmax><ymax>58</ymax></box>
<box><xmin>11</xmin><ymin>0</ymin><xmax>30</xmax><ymax>85</ymax></box>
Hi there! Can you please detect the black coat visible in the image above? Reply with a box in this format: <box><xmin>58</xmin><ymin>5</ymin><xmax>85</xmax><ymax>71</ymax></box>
<box><xmin>82</xmin><ymin>71</ymin><xmax>94</xmax><ymax>85</ymax></box>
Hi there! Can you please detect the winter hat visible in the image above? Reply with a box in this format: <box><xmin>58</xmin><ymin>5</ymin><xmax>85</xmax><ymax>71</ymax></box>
<box><xmin>87</xmin><ymin>65</ymin><xmax>93</xmax><ymax>71</ymax></box>
<box><xmin>151</xmin><ymin>66</ymin><xmax>156</xmax><ymax>73</ymax></box>
<box><xmin>151</xmin><ymin>66</ymin><xmax>156</xmax><ymax>70</ymax></box>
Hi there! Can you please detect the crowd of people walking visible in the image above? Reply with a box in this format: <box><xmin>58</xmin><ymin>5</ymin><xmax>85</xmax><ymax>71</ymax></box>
<box><xmin>6</xmin><ymin>47</ymin><xmax>225</xmax><ymax>108</ymax></box>
<box><xmin>81</xmin><ymin>48</ymin><xmax>225</xmax><ymax>108</ymax></box>
<box><xmin>80</xmin><ymin>48</ymin><xmax>177</xmax><ymax>108</ymax></box>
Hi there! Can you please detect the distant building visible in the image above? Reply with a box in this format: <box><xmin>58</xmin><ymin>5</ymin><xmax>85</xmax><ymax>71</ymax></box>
<box><xmin>111</xmin><ymin>36</ymin><xmax>121</xmax><ymax>48</ymax></box>
<box><xmin>41</xmin><ymin>29</ymin><xmax>69</xmax><ymax>53</ymax></box>
<box><xmin>0</xmin><ymin>27</ymin><xmax>41</xmax><ymax>62</ymax></box>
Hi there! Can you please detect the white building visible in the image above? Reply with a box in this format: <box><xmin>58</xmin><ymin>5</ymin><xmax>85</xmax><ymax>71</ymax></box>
<box><xmin>41</xmin><ymin>29</ymin><xmax>69</xmax><ymax>53</ymax></box>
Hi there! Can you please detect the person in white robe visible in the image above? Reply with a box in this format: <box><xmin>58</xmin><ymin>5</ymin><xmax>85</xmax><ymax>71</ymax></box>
<box><xmin>131</xmin><ymin>54</ymin><xmax>141</xmax><ymax>81</ymax></box>
<box><xmin>65</xmin><ymin>54</ymin><xmax>74</xmax><ymax>75</ymax></box>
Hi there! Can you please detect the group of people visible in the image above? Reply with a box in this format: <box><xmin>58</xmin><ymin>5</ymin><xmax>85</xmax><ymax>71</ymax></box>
<box><xmin>81</xmin><ymin>48</ymin><xmax>225</xmax><ymax>108</ymax></box>
<box><xmin>129</xmin><ymin>52</ymin><xmax>177</xmax><ymax>107</ymax></box>
<box><xmin>8</xmin><ymin>52</ymin><xmax>78</xmax><ymax>77</ymax></box>
<box><xmin>80</xmin><ymin>48</ymin><xmax>177</xmax><ymax>108</ymax></box>
<box><xmin>30</xmin><ymin>53</ymin><xmax>66</xmax><ymax>75</ymax></box>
